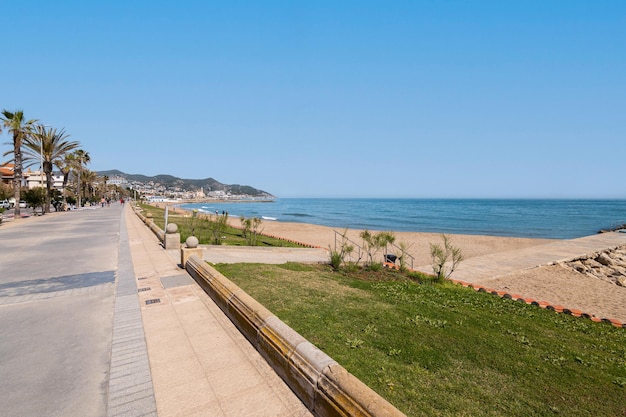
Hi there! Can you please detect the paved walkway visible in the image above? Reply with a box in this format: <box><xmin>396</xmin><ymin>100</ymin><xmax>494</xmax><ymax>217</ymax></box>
<box><xmin>0</xmin><ymin>205</ymin><xmax>312</xmax><ymax>417</ymax></box>
<box><xmin>200</xmin><ymin>245</ymin><xmax>328</xmax><ymax>264</ymax></box>
<box><xmin>0</xmin><ymin>205</ymin><xmax>138</xmax><ymax>417</ymax></box>
<box><xmin>124</xmin><ymin>206</ymin><xmax>313</xmax><ymax>417</ymax></box>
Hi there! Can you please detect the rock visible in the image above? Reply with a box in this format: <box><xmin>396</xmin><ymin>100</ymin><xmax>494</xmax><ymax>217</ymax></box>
<box><xmin>585</xmin><ymin>259</ymin><xmax>604</xmax><ymax>269</ymax></box>
<box><xmin>564</xmin><ymin>246</ymin><xmax>626</xmax><ymax>287</ymax></box>
<box><xmin>596</xmin><ymin>253</ymin><xmax>614</xmax><ymax>266</ymax></box>
<box><xmin>571</xmin><ymin>261</ymin><xmax>587</xmax><ymax>273</ymax></box>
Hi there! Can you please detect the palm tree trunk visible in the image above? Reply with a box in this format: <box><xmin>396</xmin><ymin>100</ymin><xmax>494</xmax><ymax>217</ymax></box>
<box><xmin>44</xmin><ymin>160</ymin><xmax>53</xmax><ymax>213</ymax></box>
<box><xmin>13</xmin><ymin>135</ymin><xmax>22</xmax><ymax>218</ymax></box>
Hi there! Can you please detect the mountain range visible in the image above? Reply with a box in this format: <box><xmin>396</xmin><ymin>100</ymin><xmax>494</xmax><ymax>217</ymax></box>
<box><xmin>97</xmin><ymin>170</ymin><xmax>274</xmax><ymax>198</ymax></box>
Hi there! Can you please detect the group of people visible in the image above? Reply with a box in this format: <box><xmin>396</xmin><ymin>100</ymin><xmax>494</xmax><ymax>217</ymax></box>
<box><xmin>98</xmin><ymin>197</ymin><xmax>125</xmax><ymax>208</ymax></box>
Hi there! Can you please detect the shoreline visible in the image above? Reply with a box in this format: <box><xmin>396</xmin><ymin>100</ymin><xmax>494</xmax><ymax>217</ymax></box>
<box><xmin>163</xmin><ymin>203</ymin><xmax>626</xmax><ymax>323</ymax></box>
<box><xmin>176</xmin><ymin>198</ymin><xmax>626</xmax><ymax>240</ymax></box>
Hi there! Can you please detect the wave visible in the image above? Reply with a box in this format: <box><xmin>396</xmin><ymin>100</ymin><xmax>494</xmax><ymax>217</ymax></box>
<box><xmin>284</xmin><ymin>212</ymin><xmax>315</xmax><ymax>218</ymax></box>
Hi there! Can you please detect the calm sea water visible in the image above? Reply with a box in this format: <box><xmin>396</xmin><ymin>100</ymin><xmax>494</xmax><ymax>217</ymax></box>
<box><xmin>181</xmin><ymin>199</ymin><xmax>626</xmax><ymax>239</ymax></box>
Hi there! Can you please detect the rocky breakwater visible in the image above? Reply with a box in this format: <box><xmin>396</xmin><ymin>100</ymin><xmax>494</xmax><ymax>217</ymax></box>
<box><xmin>564</xmin><ymin>245</ymin><xmax>626</xmax><ymax>287</ymax></box>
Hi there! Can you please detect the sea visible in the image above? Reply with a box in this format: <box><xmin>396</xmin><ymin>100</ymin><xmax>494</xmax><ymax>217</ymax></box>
<box><xmin>180</xmin><ymin>199</ymin><xmax>626</xmax><ymax>240</ymax></box>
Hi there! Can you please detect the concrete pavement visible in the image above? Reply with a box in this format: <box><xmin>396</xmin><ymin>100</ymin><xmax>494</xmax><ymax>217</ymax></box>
<box><xmin>0</xmin><ymin>205</ymin><xmax>131</xmax><ymax>417</ymax></box>
<box><xmin>124</xmin><ymin>205</ymin><xmax>313</xmax><ymax>416</ymax></box>
<box><xmin>200</xmin><ymin>245</ymin><xmax>328</xmax><ymax>265</ymax></box>
<box><xmin>0</xmin><ymin>204</ymin><xmax>312</xmax><ymax>417</ymax></box>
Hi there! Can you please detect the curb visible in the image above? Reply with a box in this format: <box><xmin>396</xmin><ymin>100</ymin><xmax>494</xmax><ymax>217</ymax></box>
<box><xmin>450</xmin><ymin>278</ymin><xmax>625</xmax><ymax>329</ymax></box>
<box><xmin>185</xmin><ymin>255</ymin><xmax>406</xmax><ymax>417</ymax></box>
<box><xmin>384</xmin><ymin>258</ymin><xmax>625</xmax><ymax>330</ymax></box>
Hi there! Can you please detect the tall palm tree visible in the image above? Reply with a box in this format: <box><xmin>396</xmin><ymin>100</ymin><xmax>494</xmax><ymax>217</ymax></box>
<box><xmin>1</xmin><ymin>110</ymin><xmax>38</xmax><ymax>218</ymax></box>
<box><xmin>81</xmin><ymin>169</ymin><xmax>97</xmax><ymax>201</ymax></box>
<box><xmin>71</xmin><ymin>149</ymin><xmax>90</xmax><ymax>207</ymax></box>
<box><xmin>58</xmin><ymin>153</ymin><xmax>75</xmax><ymax>205</ymax></box>
<box><xmin>23</xmin><ymin>125</ymin><xmax>79</xmax><ymax>213</ymax></box>
<box><xmin>102</xmin><ymin>175</ymin><xmax>110</xmax><ymax>201</ymax></box>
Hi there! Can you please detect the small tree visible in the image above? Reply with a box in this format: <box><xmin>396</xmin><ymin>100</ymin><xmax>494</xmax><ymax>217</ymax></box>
<box><xmin>0</xmin><ymin>182</ymin><xmax>11</xmax><ymax>200</ymax></box>
<box><xmin>360</xmin><ymin>230</ymin><xmax>395</xmax><ymax>269</ymax></box>
<box><xmin>240</xmin><ymin>216</ymin><xmax>263</xmax><ymax>245</ymax></box>
<box><xmin>51</xmin><ymin>189</ymin><xmax>64</xmax><ymax>211</ymax></box>
<box><xmin>22</xmin><ymin>187</ymin><xmax>46</xmax><ymax>214</ymax></box>
<box><xmin>329</xmin><ymin>228</ymin><xmax>356</xmax><ymax>271</ymax></box>
<box><xmin>208</xmin><ymin>212</ymin><xmax>229</xmax><ymax>245</ymax></box>
<box><xmin>396</xmin><ymin>241</ymin><xmax>412</xmax><ymax>272</ymax></box>
<box><xmin>430</xmin><ymin>234</ymin><xmax>464</xmax><ymax>282</ymax></box>
<box><xmin>189</xmin><ymin>209</ymin><xmax>198</xmax><ymax>236</ymax></box>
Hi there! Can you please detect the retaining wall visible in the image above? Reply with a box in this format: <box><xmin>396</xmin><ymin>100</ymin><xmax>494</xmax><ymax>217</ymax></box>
<box><xmin>185</xmin><ymin>254</ymin><xmax>406</xmax><ymax>417</ymax></box>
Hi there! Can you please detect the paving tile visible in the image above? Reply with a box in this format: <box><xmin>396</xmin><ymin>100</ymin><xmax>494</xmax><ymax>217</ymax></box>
<box><xmin>217</xmin><ymin>384</ymin><xmax>290</xmax><ymax>417</ymax></box>
<box><xmin>175</xmin><ymin>401</ymin><xmax>225</xmax><ymax>417</ymax></box>
<box><xmin>125</xmin><ymin>207</ymin><xmax>313</xmax><ymax>417</ymax></box>
<box><xmin>151</xmin><ymin>355</ymin><xmax>207</xmax><ymax>392</ymax></box>
<box><xmin>155</xmin><ymin>376</ymin><xmax>217</xmax><ymax>417</ymax></box>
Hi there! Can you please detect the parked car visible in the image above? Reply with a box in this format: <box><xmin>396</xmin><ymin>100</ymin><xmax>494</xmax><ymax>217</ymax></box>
<box><xmin>18</xmin><ymin>201</ymin><xmax>27</xmax><ymax>208</ymax></box>
<box><xmin>0</xmin><ymin>200</ymin><xmax>10</xmax><ymax>209</ymax></box>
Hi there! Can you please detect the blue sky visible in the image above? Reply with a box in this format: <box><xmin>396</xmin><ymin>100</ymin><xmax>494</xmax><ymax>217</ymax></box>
<box><xmin>1</xmin><ymin>1</ymin><xmax>624</xmax><ymax>198</ymax></box>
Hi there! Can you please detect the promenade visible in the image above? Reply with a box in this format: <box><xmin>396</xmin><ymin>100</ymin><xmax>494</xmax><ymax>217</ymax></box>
<box><xmin>0</xmin><ymin>204</ymin><xmax>311</xmax><ymax>417</ymax></box>
<box><xmin>1</xmin><ymin>203</ymin><xmax>624</xmax><ymax>417</ymax></box>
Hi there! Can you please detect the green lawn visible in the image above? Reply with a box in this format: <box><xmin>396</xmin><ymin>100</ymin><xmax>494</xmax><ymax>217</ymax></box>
<box><xmin>214</xmin><ymin>262</ymin><xmax>626</xmax><ymax>417</ymax></box>
<box><xmin>137</xmin><ymin>203</ymin><xmax>302</xmax><ymax>247</ymax></box>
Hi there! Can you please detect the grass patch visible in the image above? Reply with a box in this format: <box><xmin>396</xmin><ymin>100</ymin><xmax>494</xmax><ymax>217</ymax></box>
<box><xmin>214</xmin><ymin>262</ymin><xmax>626</xmax><ymax>417</ymax></box>
<box><xmin>138</xmin><ymin>203</ymin><xmax>302</xmax><ymax>247</ymax></box>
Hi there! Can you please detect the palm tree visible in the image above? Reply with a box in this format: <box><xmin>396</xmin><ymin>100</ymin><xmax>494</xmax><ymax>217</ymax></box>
<box><xmin>71</xmin><ymin>149</ymin><xmax>90</xmax><ymax>207</ymax></box>
<box><xmin>81</xmin><ymin>169</ymin><xmax>97</xmax><ymax>201</ymax></box>
<box><xmin>103</xmin><ymin>175</ymin><xmax>110</xmax><ymax>197</ymax></box>
<box><xmin>58</xmin><ymin>153</ymin><xmax>75</xmax><ymax>205</ymax></box>
<box><xmin>1</xmin><ymin>110</ymin><xmax>38</xmax><ymax>218</ymax></box>
<box><xmin>23</xmin><ymin>125</ymin><xmax>79</xmax><ymax>213</ymax></box>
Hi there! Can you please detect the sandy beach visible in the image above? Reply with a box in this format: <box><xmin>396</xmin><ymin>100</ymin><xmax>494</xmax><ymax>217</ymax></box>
<box><xmin>164</xmin><ymin>205</ymin><xmax>626</xmax><ymax>323</ymax></box>
<box><xmin>256</xmin><ymin>219</ymin><xmax>626</xmax><ymax>324</ymax></box>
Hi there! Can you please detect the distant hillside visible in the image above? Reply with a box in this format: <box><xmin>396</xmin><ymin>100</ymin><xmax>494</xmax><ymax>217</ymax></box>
<box><xmin>97</xmin><ymin>170</ymin><xmax>274</xmax><ymax>198</ymax></box>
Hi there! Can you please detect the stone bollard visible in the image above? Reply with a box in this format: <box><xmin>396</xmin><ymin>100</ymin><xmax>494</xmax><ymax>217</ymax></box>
<box><xmin>180</xmin><ymin>235</ymin><xmax>202</xmax><ymax>268</ymax></box>
<box><xmin>164</xmin><ymin>223</ymin><xmax>181</xmax><ymax>250</ymax></box>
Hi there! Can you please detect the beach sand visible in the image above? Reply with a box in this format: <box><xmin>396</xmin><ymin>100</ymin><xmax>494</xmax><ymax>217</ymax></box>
<box><xmin>256</xmin><ymin>219</ymin><xmax>626</xmax><ymax>323</ymax></box>
<box><xmin>165</xmin><ymin>205</ymin><xmax>626</xmax><ymax>323</ymax></box>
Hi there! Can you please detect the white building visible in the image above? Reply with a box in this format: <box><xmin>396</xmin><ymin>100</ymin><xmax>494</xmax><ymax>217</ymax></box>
<box><xmin>107</xmin><ymin>175</ymin><xmax>128</xmax><ymax>188</ymax></box>
<box><xmin>25</xmin><ymin>170</ymin><xmax>64</xmax><ymax>190</ymax></box>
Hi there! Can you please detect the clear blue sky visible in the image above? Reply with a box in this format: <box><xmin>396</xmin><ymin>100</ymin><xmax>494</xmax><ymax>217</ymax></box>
<box><xmin>2</xmin><ymin>1</ymin><xmax>624</xmax><ymax>198</ymax></box>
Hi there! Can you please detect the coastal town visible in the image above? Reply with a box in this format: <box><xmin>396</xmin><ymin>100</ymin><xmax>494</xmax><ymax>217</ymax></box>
<box><xmin>0</xmin><ymin>163</ymin><xmax>273</xmax><ymax>210</ymax></box>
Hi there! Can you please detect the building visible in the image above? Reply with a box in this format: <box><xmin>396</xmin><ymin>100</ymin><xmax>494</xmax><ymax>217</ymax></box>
<box><xmin>106</xmin><ymin>175</ymin><xmax>129</xmax><ymax>189</ymax></box>
<box><xmin>24</xmin><ymin>170</ymin><xmax>65</xmax><ymax>190</ymax></box>
<box><xmin>0</xmin><ymin>163</ymin><xmax>15</xmax><ymax>185</ymax></box>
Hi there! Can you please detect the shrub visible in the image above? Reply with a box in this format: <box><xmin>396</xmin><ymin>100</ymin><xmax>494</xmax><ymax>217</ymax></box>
<box><xmin>429</xmin><ymin>234</ymin><xmax>464</xmax><ymax>282</ymax></box>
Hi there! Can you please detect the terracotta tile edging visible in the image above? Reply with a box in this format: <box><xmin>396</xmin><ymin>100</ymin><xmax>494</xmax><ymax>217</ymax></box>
<box><xmin>450</xmin><ymin>278</ymin><xmax>625</xmax><ymax>329</ymax></box>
